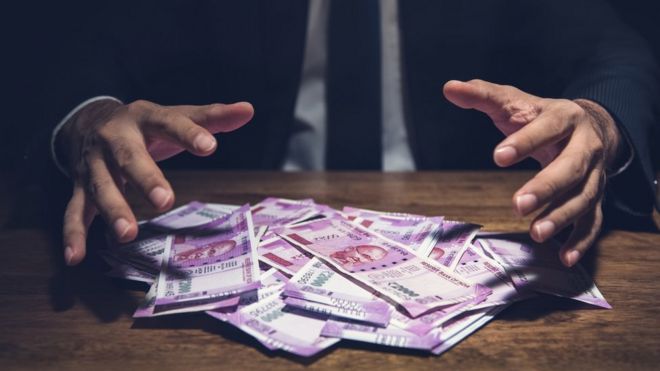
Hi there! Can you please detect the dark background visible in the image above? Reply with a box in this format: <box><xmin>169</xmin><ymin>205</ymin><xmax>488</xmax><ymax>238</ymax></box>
<box><xmin>2</xmin><ymin>1</ymin><xmax>659</xmax><ymax>173</ymax></box>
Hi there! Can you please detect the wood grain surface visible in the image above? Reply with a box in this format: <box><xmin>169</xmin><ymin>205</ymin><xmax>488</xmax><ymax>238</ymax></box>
<box><xmin>1</xmin><ymin>171</ymin><xmax>659</xmax><ymax>370</ymax></box>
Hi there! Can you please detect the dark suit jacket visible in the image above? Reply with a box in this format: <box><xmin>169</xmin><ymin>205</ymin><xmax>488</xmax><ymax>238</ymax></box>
<box><xmin>19</xmin><ymin>0</ymin><xmax>660</xmax><ymax>227</ymax></box>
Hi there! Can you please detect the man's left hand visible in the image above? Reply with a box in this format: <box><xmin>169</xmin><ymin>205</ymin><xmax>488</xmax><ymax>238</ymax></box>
<box><xmin>443</xmin><ymin>79</ymin><xmax>624</xmax><ymax>267</ymax></box>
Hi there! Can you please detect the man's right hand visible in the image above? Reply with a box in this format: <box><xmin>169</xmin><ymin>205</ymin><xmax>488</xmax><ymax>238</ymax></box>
<box><xmin>57</xmin><ymin>99</ymin><xmax>254</xmax><ymax>266</ymax></box>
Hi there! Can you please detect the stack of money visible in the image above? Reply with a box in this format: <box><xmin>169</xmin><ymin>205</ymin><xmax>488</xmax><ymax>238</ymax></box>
<box><xmin>101</xmin><ymin>198</ymin><xmax>610</xmax><ymax>357</ymax></box>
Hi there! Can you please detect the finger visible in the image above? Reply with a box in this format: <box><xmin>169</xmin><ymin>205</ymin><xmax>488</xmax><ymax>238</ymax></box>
<box><xmin>83</xmin><ymin>193</ymin><xmax>98</xmax><ymax>228</ymax></box>
<box><xmin>62</xmin><ymin>187</ymin><xmax>97</xmax><ymax>266</ymax></box>
<box><xmin>529</xmin><ymin>168</ymin><xmax>604</xmax><ymax>243</ymax></box>
<box><xmin>176</xmin><ymin>102</ymin><xmax>254</xmax><ymax>133</ymax></box>
<box><xmin>62</xmin><ymin>185</ymin><xmax>89</xmax><ymax>266</ymax></box>
<box><xmin>512</xmin><ymin>133</ymin><xmax>594</xmax><ymax>216</ymax></box>
<box><xmin>443</xmin><ymin>80</ymin><xmax>540</xmax><ymax>124</ymax></box>
<box><xmin>558</xmin><ymin>203</ymin><xmax>603</xmax><ymax>267</ymax></box>
<box><xmin>85</xmin><ymin>150</ymin><xmax>138</xmax><ymax>243</ymax></box>
<box><xmin>143</xmin><ymin>109</ymin><xmax>218</xmax><ymax>156</ymax></box>
<box><xmin>493</xmin><ymin>109</ymin><xmax>577</xmax><ymax>167</ymax></box>
<box><xmin>146</xmin><ymin>141</ymin><xmax>188</xmax><ymax>162</ymax></box>
<box><xmin>105</xmin><ymin>134</ymin><xmax>174</xmax><ymax>211</ymax></box>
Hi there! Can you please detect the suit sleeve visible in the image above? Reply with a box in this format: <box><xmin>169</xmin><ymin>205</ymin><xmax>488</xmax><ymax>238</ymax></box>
<box><xmin>20</xmin><ymin>2</ymin><xmax>133</xmax><ymax>221</ymax></box>
<box><xmin>523</xmin><ymin>0</ymin><xmax>660</xmax><ymax>227</ymax></box>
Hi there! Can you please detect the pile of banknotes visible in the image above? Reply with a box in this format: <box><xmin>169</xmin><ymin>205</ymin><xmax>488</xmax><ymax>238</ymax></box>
<box><xmin>101</xmin><ymin>198</ymin><xmax>610</xmax><ymax>357</ymax></box>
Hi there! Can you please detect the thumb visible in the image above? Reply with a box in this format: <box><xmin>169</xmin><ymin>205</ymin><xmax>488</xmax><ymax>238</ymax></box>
<box><xmin>443</xmin><ymin>79</ymin><xmax>539</xmax><ymax>124</ymax></box>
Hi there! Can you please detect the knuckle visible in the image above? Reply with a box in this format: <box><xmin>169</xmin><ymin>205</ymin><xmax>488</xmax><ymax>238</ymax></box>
<box><xmin>183</xmin><ymin>123</ymin><xmax>203</xmax><ymax>142</ymax></box>
<box><xmin>129</xmin><ymin>100</ymin><xmax>164</xmax><ymax>123</ymax></box>
<box><xmin>94</xmin><ymin>131</ymin><xmax>112</xmax><ymax>148</ymax></box>
<box><xmin>155</xmin><ymin>107</ymin><xmax>177</xmax><ymax>122</ymax></box>
<box><xmin>73</xmin><ymin>156</ymin><xmax>91</xmax><ymax>181</ymax></box>
<box><xmin>96</xmin><ymin>196</ymin><xmax>129</xmax><ymax>219</ymax></box>
<box><xmin>110</xmin><ymin>141</ymin><xmax>137</xmax><ymax>169</ymax></box>
<box><xmin>545</xmin><ymin>116</ymin><xmax>566</xmax><ymax>136</ymax></box>
<box><xmin>559</xmin><ymin>99</ymin><xmax>584</xmax><ymax>120</ymax></box>
<box><xmin>63</xmin><ymin>206</ymin><xmax>82</xmax><ymax>225</ymax></box>
<box><xmin>564</xmin><ymin>153</ymin><xmax>588</xmax><ymax>178</ymax></box>
<box><xmin>153</xmin><ymin>109</ymin><xmax>188</xmax><ymax>132</ymax></box>
<box><xmin>539</xmin><ymin>178</ymin><xmax>559</xmax><ymax>199</ymax></box>
<box><xmin>95</xmin><ymin>121</ymin><xmax>124</xmax><ymax>145</ymax></box>
<box><xmin>206</xmin><ymin>103</ymin><xmax>225</xmax><ymax>114</ymax></box>
<box><xmin>511</xmin><ymin>131</ymin><xmax>535</xmax><ymax>153</ymax></box>
<box><xmin>580</xmin><ymin>193</ymin><xmax>597</xmax><ymax>212</ymax></box>
<box><xmin>579</xmin><ymin>148</ymin><xmax>596</xmax><ymax>168</ymax></box>
<box><xmin>554</xmin><ymin>206</ymin><xmax>574</xmax><ymax>227</ymax></box>
<box><xmin>201</xmin><ymin>103</ymin><xmax>229</xmax><ymax>122</ymax></box>
<box><xmin>565</xmin><ymin>148</ymin><xmax>591</xmax><ymax>173</ymax></box>
<box><xmin>582</xmin><ymin>184</ymin><xmax>601</xmax><ymax>210</ymax></box>
<box><xmin>103</xmin><ymin>205</ymin><xmax>126</xmax><ymax>220</ymax></box>
<box><xmin>590</xmin><ymin>141</ymin><xmax>605</xmax><ymax>160</ymax></box>
<box><xmin>127</xmin><ymin>99</ymin><xmax>153</xmax><ymax>114</ymax></box>
<box><xmin>145</xmin><ymin>113</ymin><xmax>170</xmax><ymax>131</ymax></box>
<box><xmin>141</xmin><ymin>169</ymin><xmax>165</xmax><ymax>189</ymax></box>
<box><xmin>86</xmin><ymin>175</ymin><xmax>113</xmax><ymax>198</ymax></box>
<box><xmin>85</xmin><ymin>129</ymin><xmax>105</xmax><ymax>149</ymax></box>
<box><xmin>559</xmin><ymin>158</ymin><xmax>579</xmax><ymax>181</ymax></box>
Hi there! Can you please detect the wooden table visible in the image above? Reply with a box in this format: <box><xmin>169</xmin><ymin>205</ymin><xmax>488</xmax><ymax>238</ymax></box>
<box><xmin>1</xmin><ymin>171</ymin><xmax>659</xmax><ymax>370</ymax></box>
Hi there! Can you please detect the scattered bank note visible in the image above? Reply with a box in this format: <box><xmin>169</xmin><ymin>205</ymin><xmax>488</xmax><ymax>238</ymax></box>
<box><xmin>388</xmin><ymin>284</ymin><xmax>491</xmax><ymax>336</ymax></box>
<box><xmin>149</xmin><ymin>201</ymin><xmax>237</xmax><ymax>231</ymax></box>
<box><xmin>275</xmin><ymin>215</ymin><xmax>486</xmax><ymax>318</ymax></box>
<box><xmin>229</xmin><ymin>294</ymin><xmax>339</xmax><ymax>356</ymax></box>
<box><xmin>107</xmin><ymin>199</ymin><xmax>610</xmax><ymax>358</ymax></box>
<box><xmin>257</xmin><ymin>232</ymin><xmax>311</xmax><ymax>275</ymax></box>
<box><xmin>427</xmin><ymin>220</ymin><xmax>481</xmax><ymax>269</ymax></box>
<box><xmin>343</xmin><ymin>206</ymin><xmax>444</xmax><ymax>256</ymax></box>
<box><xmin>451</xmin><ymin>245</ymin><xmax>520</xmax><ymax>309</ymax></box>
<box><xmin>476</xmin><ymin>234</ymin><xmax>611</xmax><ymax>308</ymax></box>
<box><xmin>207</xmin><ymin>268</ymin><xmax>288</xmax><ymax>323</ymax></box>
<box><xmin>251</xmin><ymin>197</ymin><xmax>320</xmax><ymax>229</ymax></box>
<box><xmin>151</xmin><ymin>205</ymin><xmax>261</xmax><ymax>316</ymax></box>
<box><xmin>321</xmin><ymin>319</ymin><xmax>442</xmax><ymax>350</ymax></box>
<box><xmin>283</xmin><ymin>258</ymin><xmax>390</xmax><ymax>315</ymax></box>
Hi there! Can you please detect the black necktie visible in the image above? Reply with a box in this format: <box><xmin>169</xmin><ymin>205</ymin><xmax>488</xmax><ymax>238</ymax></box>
<box><xmin>326</xmin><ymin>0</ymin><xmax>382</xmax><ymax>170</ymax></box>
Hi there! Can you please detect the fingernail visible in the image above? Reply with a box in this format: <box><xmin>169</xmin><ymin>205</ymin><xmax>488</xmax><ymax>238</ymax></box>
<box><xmin>566</xmin><ymin>250</ymin><xmax>581</xmax><ymax>267</ymax></box>
<box><xmin>149</xmin><ymin>186</ymin><xmax>171</xmax><ymax>209</ymax></box>
<box><xmin>494</xmin><ymin>146</ymin><xmax>517</xmax><ymax>166</ymax></box>
<box><xmin>515</xmin><ymin>194</ymin><xmax>537</xmax><ymax>215</ymax></box>
<box><xmin>113</xmin><ymin>218</ymin><xmax>131</xmax><ymax>239</ymax></box>
<box><xmin>534</xmin><ymin>220</ymin><xmax>555</xmax><ymax>241</ymax></box>
<box><xmin>194</xmin><ymin>134</ymin><xmax>216</xmax><ymax>152</ymax></box>
<box><xmin>64</xmin><ymin>246</ymin><xmax>75</xmax><ymax>266</ymax></box>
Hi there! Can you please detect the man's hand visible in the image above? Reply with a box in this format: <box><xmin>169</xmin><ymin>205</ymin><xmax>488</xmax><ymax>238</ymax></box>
<box><xmin>58</xmin><ymin>99</ymin><xmax>254</xmax><ymax>266</ymax></box>
<box><xmin>443</xmin><ymin>79</ymin><xmax>624</xmax><ymax>267</ymax></box>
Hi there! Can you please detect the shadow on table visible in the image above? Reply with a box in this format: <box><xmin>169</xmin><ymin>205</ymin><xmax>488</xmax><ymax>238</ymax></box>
<box><xmin>47</xmin><ymin>221</ymin><xmax>143</xmax><ymax>323</ymax></box>
<box><xmin>131</xmin><ymin>312</ymin><xmax>332</xmax><ymax>364</ymax></box>
<box><xmin>132</xmin><ymin>310</ymin><xmax>433</xmax><ymax>364</ymax></box>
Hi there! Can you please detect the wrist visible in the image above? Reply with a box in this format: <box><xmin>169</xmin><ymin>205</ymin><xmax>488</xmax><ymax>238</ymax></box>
<box><xmin>572</xmin><ymin>99</ymin><xmax>625</xmax><ymax>173</ymax></box>
<box><xmin>55</xmin><ymin>99</ymin><xmax>123</xmax><ymax>175</ymax></box>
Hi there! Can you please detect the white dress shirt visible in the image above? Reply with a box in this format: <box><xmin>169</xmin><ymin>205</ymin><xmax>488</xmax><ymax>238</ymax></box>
<box><xmin>284</xmin><ymin>0</ymin><xmax>415</xmax><ymax>172</ymax></box>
